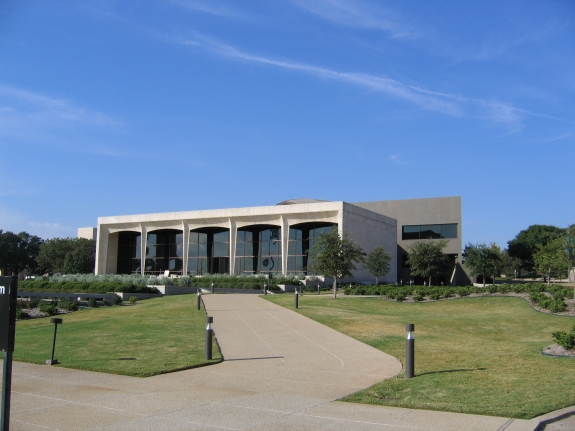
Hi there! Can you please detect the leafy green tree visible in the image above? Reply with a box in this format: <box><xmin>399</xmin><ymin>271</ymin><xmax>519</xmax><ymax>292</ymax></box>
<box><xmin>364</xmin><ymin>246</ymin><xmax>391</xmax><ymax>285</ymax></box>
<box><xmin>533</xmin><ymin>237</ymin><xmax>569</xmax><ymax>286</ymax></box>
<box><xmin>564</xmin><ymin>225</ymin><xmax>575</xmax><ymax>289</ymax></box>
<box><xmin>406</xmin><ymin>239</ymin><xmax>449</xmax><ymax>286</ymax></box>
<box><xmin>37</xmin><ymin>237</ymin><xmax>95</xmax><ymax>274</ymax></box>
<box><xmin>508</xmin><ymin>225</ymin><xmax>565</xmax><ymax>273</ymax></box>
<box><xmin>463</xmin><ymin>243</ymin><xmax>503</xmax><ymax>287</ymax></box>
<box><xmin>308</xmin><ymin>228</ymin><xmax>364</xmax><ymax>298</ymax></box>
<box><xmin>500</xmin><ymin>248</ymin><xmax>522</xmax><ymax>278</ymax></box>
<box><xmin>0</xmin><ymin>230</ymin><xmax>43</xmax><ymax>275</ymax></box>
<box><xmin>63</xmin><ymin>243</ymin><xmax>96</xmax><ymax>274</ymax></box>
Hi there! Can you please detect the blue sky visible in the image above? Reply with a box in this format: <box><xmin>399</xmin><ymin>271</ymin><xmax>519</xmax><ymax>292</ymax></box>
<box><xmin>0</xmin><ymin>0</ymin><xmax>573</xmax><ymax>250</ymax></box>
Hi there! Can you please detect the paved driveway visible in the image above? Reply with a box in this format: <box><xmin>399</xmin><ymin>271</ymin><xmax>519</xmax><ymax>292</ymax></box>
<box><xmin>2</xmin><ymin>294</ymin><xmax>538</xmax><ymax>430</ymax></box>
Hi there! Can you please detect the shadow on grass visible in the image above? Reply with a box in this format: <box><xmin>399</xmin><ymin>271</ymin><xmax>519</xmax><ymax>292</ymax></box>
<box><xmin>416</xmin><ymin>367</ymin><xmax>486</xmax><ymax>377</ymax></box>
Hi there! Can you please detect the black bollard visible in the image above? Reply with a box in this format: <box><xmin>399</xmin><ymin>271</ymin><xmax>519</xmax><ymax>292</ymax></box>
<box><xmin>47</xmin><ymin>318</ymin><xmax>63</xmax><ymax>365</ymax></box>
<box><xmin>317</xmin><ymin>283</ymin><xmax>320</xmax><ymax>295</ymax></box>
<box><xmin>196</xmin><ymin>290</ymin><xmax>201</xmax><ymax>310</ymax></box>
<box><xmin>264</xmin><ymin>283</ymin><xmax>267</xmax><ymax>296</ymax></box>
<box><xmin>406</xmin><ymin>323</ymin><xmax>414</xmax><ymax>378</ymax></box>
<box><xmin>211</xmin><ymin>282</ymin><xmax>214</xmax><ymax>294</ymax></box>
<box><xmin>294</xmin><ymin>288</ymin><xmax>299</xmax><ymax>309</ymax></box>
<box><xmin>205</xmin><ymin>316</ymin><xmax>213</xmax><ymax>360</ymax></box>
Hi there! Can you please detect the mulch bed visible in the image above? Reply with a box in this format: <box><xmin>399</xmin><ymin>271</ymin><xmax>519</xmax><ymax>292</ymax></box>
<box><xmin>542</xmin><ymin>344</ymin><xmax>575</xmax><ymax>358</ymax></box>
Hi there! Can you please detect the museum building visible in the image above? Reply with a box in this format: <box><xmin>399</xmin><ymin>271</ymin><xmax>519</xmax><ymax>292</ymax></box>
<box><xmin>82</xmin><ymin>196</ymin><xmax>464</xmax><ymax>284</ymax></box>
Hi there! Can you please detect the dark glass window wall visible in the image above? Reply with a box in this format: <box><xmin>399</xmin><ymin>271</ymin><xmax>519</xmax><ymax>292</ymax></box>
<box><xmin>145</xmin><ymin>230</ymin><xmax>183</xmax><ymax>275</ymax></box>
<box><xmin>287</xmin><ymin>223</ymin><xmax>336</xmax><ymax>275</ymax></box>
<box><xmin>188</xmin><ymin>228</ymin><xmax>229</xmax><ymax>275</ymax></box>
<box><xmin>235</xmin><ymin>226</ymin><xmax>281</xmax><ymax>275</ymax></box>
<box><xmin>402</xmin><ymin>224</ymin><xmax>458</xmax><ymax>240</ymax></box>
<box><xmin>117</xmin><ymin>232</ymin><xmax>141</xmax><ymax>274</ymax></box>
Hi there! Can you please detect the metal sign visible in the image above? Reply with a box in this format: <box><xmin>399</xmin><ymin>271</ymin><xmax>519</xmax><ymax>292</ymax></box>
<box><xmin>0</xmin><ymin>277</ymin><xmax>17</xmax><ymax>352</ymax></box>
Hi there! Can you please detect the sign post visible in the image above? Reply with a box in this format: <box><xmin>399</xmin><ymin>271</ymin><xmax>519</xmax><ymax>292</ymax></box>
<box><xmin>1</xmin><ymin>276</ymin><xmax>18</xmax><ymax>431</ymax></box>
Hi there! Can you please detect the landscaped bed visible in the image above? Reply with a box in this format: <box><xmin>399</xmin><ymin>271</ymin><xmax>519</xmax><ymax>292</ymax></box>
<box><xmin>14</xmin><ymin>295</ymin><xmax>221</xmax><ymax>377</ymax></box>
<box><xmin>264</xmin><ymin>294</ymin><xmax>575</xmax><ymax>419</ymax></box>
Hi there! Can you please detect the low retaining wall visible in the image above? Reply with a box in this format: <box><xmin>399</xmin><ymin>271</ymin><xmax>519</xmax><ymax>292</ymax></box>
<box><xmin>146</xmin><ymin>285</ymin><xmax>199</xmax><ymax>295</ymax></box>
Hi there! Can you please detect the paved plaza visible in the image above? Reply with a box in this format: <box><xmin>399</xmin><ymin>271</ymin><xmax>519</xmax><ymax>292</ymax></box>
<box><xmin>1</xmin><ymin>294</ymin><xmax>569</xmax><ymax>430</ymax></box>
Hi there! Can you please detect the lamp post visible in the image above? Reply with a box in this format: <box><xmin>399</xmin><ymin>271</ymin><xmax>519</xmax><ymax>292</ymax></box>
<box><xmin>46</xmin><ymin>318</ymin><xmax>63</xmax><ymax>365</ymax></box>
<box><xmin>211</xmin><ymin>282</ymin><xmax>214</xmax><ymax>294</ymax></box>
<box><xmin>196</xmin><ymin>290</ymin><xmax>201</xmax><ymax>310</ymax></box>
<box><xmin>264</xmin><ymin>283</ymin><xmax>267</xmax><ymax>296</ymax></box>
<box><xmin>205</xmin><ymin>316</ymin><xmax>213</xmax><ymax>360</ymax></box>
<box><xmin>406</xmin><ymin>324</ymin><xmax>414</xmax><ymax>378</ymax></box>
<box><xmin>294</xmin><ymin>288</ymin><xmax>299</xmax><ymax>309</ymax></box>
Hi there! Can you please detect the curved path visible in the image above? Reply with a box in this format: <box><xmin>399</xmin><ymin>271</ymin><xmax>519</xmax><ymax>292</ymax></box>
<box><xmin>4</xmin><ymin>294</ymin><xmax>539</xmax><ymax>430</ymax></box>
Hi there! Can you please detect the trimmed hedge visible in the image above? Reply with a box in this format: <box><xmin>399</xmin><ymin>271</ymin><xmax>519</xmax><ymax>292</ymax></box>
<box><xmin>343</xmin><ymin>283</ymin><xmax>572</xmax><ymax>313</ymax></box>
<box><xmin>18</xmin><ymin>280</ymin><xmax>160</xmax><ymax>294</ymax></box>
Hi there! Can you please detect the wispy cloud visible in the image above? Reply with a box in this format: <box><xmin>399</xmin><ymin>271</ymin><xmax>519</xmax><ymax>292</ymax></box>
<box><xmin>389</xmin><ymin>154</ymin><xmax>409</xmax><ymax>165</ymax></box>
<box><xmin>180</xmin><ymin>36</ymin><xmax>560</xmax><ymax>127</ymax></box>
<box><xmin>289</xmin><ymin>0</ymin><xmax>413</xmax><ymax>38</ymax></box>
<box><xmin>170</xmin><ymin>0</ymin><xmax>252</xmax><ymax>21</ymax></box>
<box><xmin>28</xmin><ymin>221</ymin><xmax>75</xmax><ymax>238</ymax></box>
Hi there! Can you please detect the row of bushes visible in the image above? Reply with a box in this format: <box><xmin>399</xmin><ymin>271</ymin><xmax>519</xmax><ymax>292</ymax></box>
<box><xmin>19</xmin><ymin>280</ymin><xmax>159</xmax><ymax>294</ymax></box>
<box><xmin>45</xmin><ymin>273</ymin><xmax>305</xmax><ymax>286</ymax></box>
<box><xmin>16</xmin><ymin>295</ymin><xmax>125</xmax><ymax>319</ymax></box>
<box><xmin>343</xmin><ymin>283</ymin><xmax>572</xmax><ymax>313</ymax></box>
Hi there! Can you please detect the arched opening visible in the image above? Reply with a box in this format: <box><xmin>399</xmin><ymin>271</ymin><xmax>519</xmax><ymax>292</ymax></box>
<box><xmin>235</xmin><ymin>225</ymin><xmax>281</xmax><ymax>276</ymax></box>
<box><xmin>287</xmin><ymin>222</ymin><xmax>337</xmax><ymax>275</ymax></box>
<box><xmin>188</xmin><ymin>227</ymin><xmax>230</xmax><ymax>276</ymax></box>
<box><xmin>117</xmin><ymin>231</ymin><xmax>141</xmax><ymax>274</ymax></box>
<box><xmin>145</xmin><ymin>229</ymin><xmax>183</xmax><ymax>275</ymax></box>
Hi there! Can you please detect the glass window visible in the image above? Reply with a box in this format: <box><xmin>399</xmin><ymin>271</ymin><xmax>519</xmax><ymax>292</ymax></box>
<box><xmin>214</xmin><ymin>231</ymin><xmax>229</xmax><ymax>243</ymax></box>
<box><xmin>236</xmin><ymin>231</ymin><xmax>244</xmax><ymax>242</ymax></box>
<box><xmin>146</xmin><ymin>245</ymin><xmax>156</xmax><ymax>258</ymax></box>
<box><xmin>288</xmin><ymin>241</ymin><xmax>296</xmax><ymax>255</ymax></box>
<box><xmin>198</xmin><ymin>233</ymin><xmax>208</xmax><ymax>243</ymax></box>
<box><xmin>213</xmin><ymin>242</ymin><xmax>228</xmax><ymax>257</ymax></box>
<box><xmin>420</xmin><ymin>225</ymin><xmax>441</xmax><ymax>239</ymax></box>
<box><xmin>244</xmin><ymin>231</ymin><xmax>253</xmax><ymax>242</ymax></box>
<box><xmin>441</xmin><ymin>224</ymin><xmax>458</xmax><ymax>238</ymax></box>
<box><xmin>189</xmin><ymin>232</ymin><xmax>199</xmax><ymax>243</ymax></box>
<box><xmin>235</xmin><ymin>242</ymin><xmax>244</xmax><ymax>256</ymax></box>
<box><xmin>402</xmin><ymin>226</ymin><xmax>420</xmax><ymax>240</ymax></box>
<box><xmin>147</xmin><ymin>234</ymin><xmax>157</xmax><ymax>244</ymax></box>
<box><xmin>289</xmin><ymin>228</ymin><xmax>297</xmax><ymax>240</ymax></box>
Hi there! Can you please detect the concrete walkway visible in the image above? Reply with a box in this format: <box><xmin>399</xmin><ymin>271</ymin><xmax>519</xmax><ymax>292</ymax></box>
<box><xmin>0</xmin><ymin>294</ymin><xmax>556</xmax><ymax>430</ymax></box>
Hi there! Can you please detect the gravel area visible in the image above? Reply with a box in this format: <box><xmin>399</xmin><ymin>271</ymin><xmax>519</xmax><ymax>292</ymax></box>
<box><xmin>543</xmin><ymin>344</ymin><xmax>575</xmax><ymax>357</ymax></box>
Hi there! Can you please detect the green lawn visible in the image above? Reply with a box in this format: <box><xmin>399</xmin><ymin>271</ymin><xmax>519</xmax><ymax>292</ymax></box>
<box><xmin>264</xmin><ymin>294</ymin><xmax>575</xmax><ymax>419</ymax></box>
<box><xmin>14</xmin><ymin>295</ymin><xmax>221</xmax><ymax>377</ymax></box>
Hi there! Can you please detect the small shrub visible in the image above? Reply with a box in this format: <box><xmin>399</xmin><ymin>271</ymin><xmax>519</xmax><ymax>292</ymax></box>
<box><xmin>28</xmin><ymin>298</ymin><xmax>40</xmax><ymax>308</ymax></box>
<box><xmin>548</xmin><ymin>300</ymin><xmax>566</xmax><ymax>313</ymax></box>
<box><xmin>429</xmin><ymin>292</ymin><xmax>441</xmax><ymax>300</ymax></box>
<box><xmin>16</xmin><ymin>299</ymin><xmax>28</xmax><ymax>309</ymax></box>
<box><xmin>396</xmin><ymin>293</ymin><xmax>406</xmax><ymax>302</ymax></box>
<box><xmin>113</xmin><ymin>294</ymin><xmax>123</xmax><ymax>305</ymax></box>
<box><xmin>102</xmin><ymin>298</ymin><xmax>110</xmax><ymax>306</ymax></box>
<box><xmin>16</xmin><ymin>309</ymin><xmax>28</xmax><ymax>320</ymax></box>
<box><xmin>87</xmin><ymin>298</ymin><xmax>97</xmax><ymax>308</ymax></box>
<box><xmin>58</xmin><ymin>298</ymin><xmax>78</xmax><ymax>311</ymax></box>
<box><xmin>413</xmin><ymin>292</ymin><xmax>424</xmax><ymax>302</ymax></box>
<box><xmin>552</xmin><ymin>325</ymin><xmax>575</xmax><ymax>350</ymax></box>
<box><xmin>487</xmin><ymin>285</ymin><xmax>499</xmax><ymax>294</ymax></box>
<box><xmin>129</xmin><ymin>296</ymin><xmax>138</xmax><ymax>305</ymax></box>
<box><xmin>37</xmin><ymin>301</ymin><xmax>57</xmax><ymax>316</ymax></box>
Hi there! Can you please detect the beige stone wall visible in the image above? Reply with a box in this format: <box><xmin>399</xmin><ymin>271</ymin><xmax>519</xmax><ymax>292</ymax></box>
<box><xmin>77</xmin><ymin>227</ymin><xmax>97</xmax><ymax>241</ymax></box>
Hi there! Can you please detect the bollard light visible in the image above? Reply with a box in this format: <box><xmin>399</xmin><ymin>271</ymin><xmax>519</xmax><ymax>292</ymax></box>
<box><xmin>205</xmin><ymin>316</ymin><xmax>213</xmax><ymax>360</ymax></box>
<box><xmin>211</xmin><ymin>282</ymin><xmax>214</xmax><ymax>294</ymax></box>
<box><xmin>264</xmin><ymin>283</ymin><xmax>267</xmax><ymax>296</ymax></box>
<box><xmin>317</xmin><ymin>282</ymin><xmax>320</xmax><ymax>295</ymax></box>
<box><xmin>405</xmin><ymin>323</ymin><xmax>414</xmax><ymax>378</ymax></box>
<box><xmin>46</xmin><ymin>318</ymin><xmax>63</xmax><ymax>365</ymax></box>
<box><xmin>196</xmin><ymin>290</ymin><xmax>201</xmax><ymax>310</ymax></box>
<box><xmin>401</xmin><ymin>279</ymin><xmax>403</xmax><ymax>286</ymax></box>
<box><xmin>294</xmin><ymin>288</ymin><xmax>299</xmax><ymax>309</ymax></box>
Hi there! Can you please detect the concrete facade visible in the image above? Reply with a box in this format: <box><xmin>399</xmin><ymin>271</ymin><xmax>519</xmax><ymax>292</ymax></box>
<box><xmin>354</xmin><ymin>197</ymin><xmax>466</xmax><ymax>284</ymax></box>
<box><xmin>85</xmin><ymin>196</ymin><xmax>463</xmax><ymax>284</ymax></box>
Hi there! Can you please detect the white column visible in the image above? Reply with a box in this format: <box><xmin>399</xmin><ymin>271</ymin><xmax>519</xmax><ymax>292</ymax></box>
<box><xmin>229</xmin><ymin>218</ymin><xmax>237</xmax><ymax>275</ymax></box>
<box><xmin>281</xmin><ymin>216</ymin><xmax>289</xmax><ymax>276</ymax></box>
<box><xmin>139</xmin><ymin>223</ymin><xmax>147</xmax><ymax>276</ymax></box>
<box><xmin>182</xmin><ymin>221</ymin><xmax>189</xmax><ymax>276</ymax></box>
<box><xmin>95</xmin><ymin>225</ymin><xmax>108</xmax><ymax>275</ymax></box>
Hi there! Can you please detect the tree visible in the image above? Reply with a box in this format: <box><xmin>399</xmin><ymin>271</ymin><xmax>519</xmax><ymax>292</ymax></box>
<box><xmin>308</xmin><ymin>228</ymin><xmax>364</xmax><ymax>299</ymax></box>
<box><xmin>508</xmin><ymin>225</ymin><xmax>565</xmax><ymax>274</ymax></box>
<box><xmin>37</xmin><ymin>238</ymin><xmax>95</xmax><ymax>274</ymax></box>
<box><xmin>364</xmin><ymin>246</ymin><xmax>391</xmax><ymax>285</ymax></box>
<box><xmin>0</xmin><ymin>230</ymin><xmax>43</xmax><ymax>275</ymax></box>
<box><xmin>533</xmin><ymin>237</ymin><xmax>569</xmax><ymax>286</ymax></box>
<box><xmin>500</xmin><ymin>248</ymin><xmax>522</xmax><ymax>279</ymax></box>
<box><xmin>564</xmin><ymin>225</ymin><xmax>575</xmax><ymax>290</ymax></box>
<box><xmin>406</xmin><ymin>239</ymin><xmax>449</xmax><ymax>286</ymax></box>
<box><xmin>463</xmin><ymin>243</ymin><xmax>503</xmax><ymax>288</ymax></box>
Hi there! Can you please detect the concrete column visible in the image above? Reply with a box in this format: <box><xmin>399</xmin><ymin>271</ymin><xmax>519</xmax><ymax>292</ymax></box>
<box><xmin>281</xmin><ymin>216</ymin><xmax>289</xmax><ymax>276</ymax></box>
<box><xmin>229</xmin><ymin>218</ymin><xmax>237</xmax><ymax>275</ymax></box>
<box><xmin>139</xmin><ymin>223</ymin><xmax>147</xmax><ymax>276</ymax></box>
<box><xmin>182</xmin><ymin>221</ymin><xmax>189</xmax><ymax>276</ymax></box>
<box><xmin>95</xmin><ymin>225</ymin><xmax>108</xmax><ymax>275</ymax></box>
